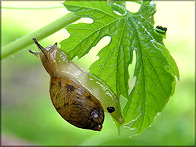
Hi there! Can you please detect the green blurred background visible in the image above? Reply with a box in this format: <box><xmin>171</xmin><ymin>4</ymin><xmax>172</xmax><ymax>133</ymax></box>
<box><xmin>1</xmin><ymin>1</ymin><xmax>195</xmax><ymax>146</ymax></box>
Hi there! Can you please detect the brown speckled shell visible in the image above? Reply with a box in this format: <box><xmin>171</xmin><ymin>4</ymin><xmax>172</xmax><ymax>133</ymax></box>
<box><xmin>50</xmin><ymin>74</ymin><xmax>104</xmax><ymax>131</ymax></box>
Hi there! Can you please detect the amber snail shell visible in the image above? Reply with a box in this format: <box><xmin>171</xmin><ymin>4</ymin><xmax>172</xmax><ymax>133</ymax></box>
<box><xmin>50</xmin><ymin>75</ymin><xmax>104</xmax><ymax>131</ymax></box>
<box><xmin>29</xmin><ymin>38</ymin><xmax>104</xmax><ymax>131</ymax></box>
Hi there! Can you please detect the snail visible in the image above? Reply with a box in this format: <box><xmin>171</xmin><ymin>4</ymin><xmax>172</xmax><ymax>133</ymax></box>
<box><xmin>29</xmin><ymin>38</ymin><xmax>124</xmax><ymax>131</ymax></box>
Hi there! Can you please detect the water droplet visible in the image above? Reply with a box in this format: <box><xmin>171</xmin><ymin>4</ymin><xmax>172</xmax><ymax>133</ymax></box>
<box><xmin>155</xmin><ymin>112</ymin><xmax>161</xmax><ymax>118</ymax></box>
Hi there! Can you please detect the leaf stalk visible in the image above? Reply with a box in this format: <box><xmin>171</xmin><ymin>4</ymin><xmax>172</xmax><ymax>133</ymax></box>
<box><xmin>1</xmin><ymin>12</ymin><xmax>80</xmax><ymax>60</ymax></box>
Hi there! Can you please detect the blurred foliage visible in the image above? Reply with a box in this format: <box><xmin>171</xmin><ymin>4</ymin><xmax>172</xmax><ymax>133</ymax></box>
<box><xmin>1</xmin><ymin>1</ymin><xmax>195</xmax><ymax>146</ymax></box>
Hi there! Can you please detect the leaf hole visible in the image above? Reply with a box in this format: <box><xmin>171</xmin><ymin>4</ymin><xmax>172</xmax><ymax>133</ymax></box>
<box><xmin>126</xmin><ymin>1</ymin><xmax>141</xmax><ymax>13</ymax></box>
<box><xmin>73</xmin><ymin>36</ymin><xmax>111</xmax><ymax>71</ymax></box>
<box><xmin>128</xmin><ymin>50</ymin><xmax>136</xmax><ymax>94</ymax></box>
<box><xmin>73</xmin><ymin>17</ymin><xmax>93</xmax><ymax>24</ymax></box>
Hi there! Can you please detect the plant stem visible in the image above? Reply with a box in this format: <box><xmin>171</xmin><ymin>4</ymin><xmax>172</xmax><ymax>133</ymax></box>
<box><xmin>1</xmin><ymin>12</ymin><xmax>80</xmax><ymax>60</ymax></box>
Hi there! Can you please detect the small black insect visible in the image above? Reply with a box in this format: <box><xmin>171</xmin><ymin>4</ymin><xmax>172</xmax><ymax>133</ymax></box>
<box><xmin>107</xmin><ymin>107</ymin><xmax>115</xmax><ymax>113</ymax></box>
<box><xmin>155</xmin><ymin>25</ymin><xmax>167</xmax><ymax>34</ymax></box>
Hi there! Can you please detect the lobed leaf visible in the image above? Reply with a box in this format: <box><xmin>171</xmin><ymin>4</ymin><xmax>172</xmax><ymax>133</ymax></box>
<box><xmin>60</xmin><ymin>0</ymin><xmax>179</xmax><ymax>135</ymax></box>
<box><xmin>61</xmin><ymin>1</ymin><xmax>132</xmax><ymax>99</ymax></box>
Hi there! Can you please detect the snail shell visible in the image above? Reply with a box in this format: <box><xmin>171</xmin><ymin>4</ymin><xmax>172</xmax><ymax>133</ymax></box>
<box><xmin>30</xmin><ymin>38</ymin><xmax>104</xmax><ymax>131</ymax></box>
<box><xmin>50</xmin><ymin>75</ymin><xmax>104</xmax><ymax>131</ymax></box>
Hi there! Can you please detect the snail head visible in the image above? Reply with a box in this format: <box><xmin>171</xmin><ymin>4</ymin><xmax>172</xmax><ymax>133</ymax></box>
<box><xmin>29</xmin><ymin>38</ymin><xmax>71</xmax><ymax>75</ymax></box>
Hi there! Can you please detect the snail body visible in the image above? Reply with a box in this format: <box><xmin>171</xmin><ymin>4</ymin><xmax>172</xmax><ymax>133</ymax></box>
<box><xmin>30</xmin><ymin>38</ymin><xmax>124</xmax><ymax>131</ymax></box>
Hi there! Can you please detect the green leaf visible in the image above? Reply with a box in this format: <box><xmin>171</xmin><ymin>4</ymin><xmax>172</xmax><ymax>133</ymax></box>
<box><xmin>60</xmin><ymin>1</ymin><xmax>132</xmax><ymax>99</ymax></box>
<box><xmin>60</xmin><ymin>0</ymin><xmax>179</xmax><ymax>135</ymax></box>
<box><xmin>122</xmin><ymin>2</ymin><xmax>180</xmax><ymax>134</ymax></box>
<box><xmin>108</xmin><ymin>1</ymin><xmax>126</xmax><ymax>8</ymax></box>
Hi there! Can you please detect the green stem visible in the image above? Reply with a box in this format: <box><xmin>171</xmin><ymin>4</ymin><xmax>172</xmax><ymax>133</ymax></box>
<box><xmin>2</xmin><ymin>6</ymin><xmax>64</xmax><ymax>10</ymax></box>
<box><xmin>1</xmin><ymin>12</ymin><xmax>80</xmax><ymax>60</ymax></box>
